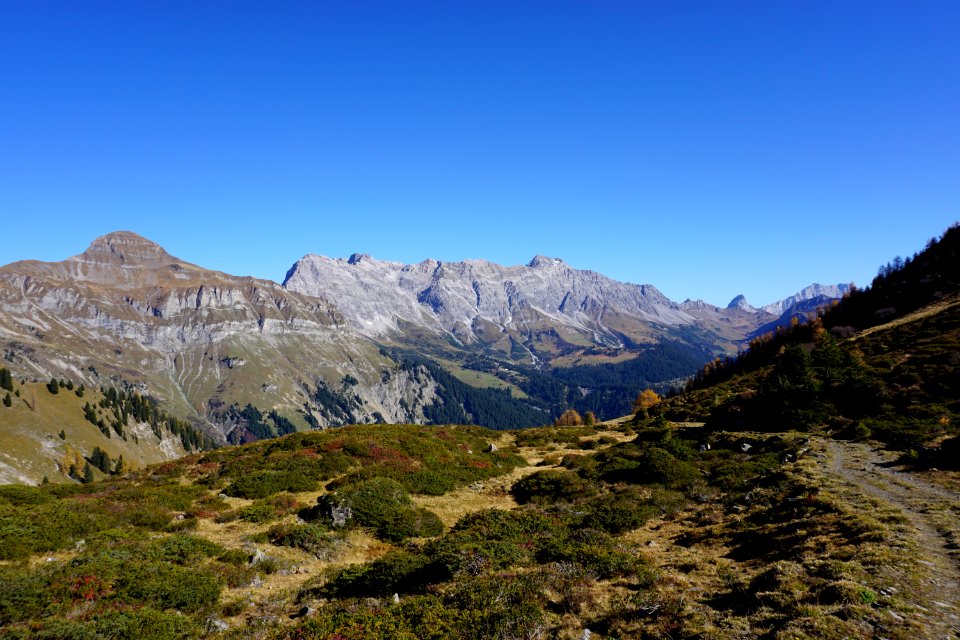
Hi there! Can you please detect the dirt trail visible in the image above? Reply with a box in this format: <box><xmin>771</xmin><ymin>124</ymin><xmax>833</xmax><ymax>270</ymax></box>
<box><xmin>822</xmin><ymin>439</ymin><xmax>960</xmax><ymax>638</ymax></box>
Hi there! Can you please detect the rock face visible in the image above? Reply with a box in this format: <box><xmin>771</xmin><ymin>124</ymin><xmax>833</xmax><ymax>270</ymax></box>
<box><xmin>284</xmin><ymin>253</ymin><xmax>697</xmax><ymax>355</ymax></box>
<box><xmin>727</xmin><ymin>294</ymin><xmax>756</xmax><ymax>312</ymax></box>
<box><xmin>760</xmin><ymin>283</ymin><xmax>853</xmax><ymax>316</ymax></box>
<box><xmin>0</xmin><ymin>232</ymin><xmax>853</xmax><ymax>444</ymax></box>
<box><xmin>284</xmin><ymin>252</ymin><xmax>850</xmax><ymax>363</ymax></box>
<box><xmin>0</xmin><ymin>232</ymin><xmax>388</xmax><ymax>439</ymax></box>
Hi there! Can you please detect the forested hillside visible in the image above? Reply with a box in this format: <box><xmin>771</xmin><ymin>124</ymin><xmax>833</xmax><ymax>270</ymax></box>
<box><xmin>665</xmin><ymin>223</ymin><xmax>960</xmax><ymax>460</ymax></box>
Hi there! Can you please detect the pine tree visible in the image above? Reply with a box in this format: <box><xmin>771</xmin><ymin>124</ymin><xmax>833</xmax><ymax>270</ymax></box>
<box><xmin>90</xmin><ymin>446</ymin><xmax>111</xmax><ymax>473</ymax></box>
<box><xmin>46</xmin><ymin>378</ymin><xmax>60</xmax><ymax>394</ymax></box>
<box><xmin>82</xmin><ymin>461</ymin><xmax>95</xmax><ymax>484</ymax></box>
<box><xmin>114</xmin><ymin>455</ymin><xmax>125</xmax><ymax>475</ymax></box>
<box><xmin>2</xmin><ymin>393</ymin><xmax>10</xmax><ymax>407</ymax></box>
<box><xmin>0</xmin><ymin>367</ymin><xmax>12</xmax><ymax>392</ymax></box>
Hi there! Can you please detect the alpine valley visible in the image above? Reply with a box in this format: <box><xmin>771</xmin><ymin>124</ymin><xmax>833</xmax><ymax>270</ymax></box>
<box><xmin>0</xmin><ymin>231</ymin><xmax>848</xmax><ymax>482</ymax></box>
<box><xmin>0</xmin><ymin>226</ymin><xmax>957</xmax><ymax>640</ymax></box>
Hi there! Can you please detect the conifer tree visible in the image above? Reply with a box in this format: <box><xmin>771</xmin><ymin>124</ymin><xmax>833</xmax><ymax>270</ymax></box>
<box><xmin>2</xmin><ymin>393</ymin><xmax>10</xmax><ymax>408</ymax></box>
<box><xmin>90</xmin><ymin>446</ymin><xmax>111</xmax><ymax>473</ymax></box>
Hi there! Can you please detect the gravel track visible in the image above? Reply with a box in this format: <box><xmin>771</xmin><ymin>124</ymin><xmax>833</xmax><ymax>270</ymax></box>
<box><xmin>823</xmin><ymin>439</ymin><xmax>960</xmax><ymax>639</ymax></box>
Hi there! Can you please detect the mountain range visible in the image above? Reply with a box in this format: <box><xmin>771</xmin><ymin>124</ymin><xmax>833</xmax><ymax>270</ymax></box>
<box><xmin>0</xmin><ymin>232</ymin><xmax>850</xmax><ymax>453</ymax></box>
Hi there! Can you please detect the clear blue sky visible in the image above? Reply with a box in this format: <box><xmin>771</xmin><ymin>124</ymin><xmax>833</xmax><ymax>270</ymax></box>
<box><xmin>1</xmin><ymin>2</ymin><xmax>957</xmax><ymax>307</ymax></box>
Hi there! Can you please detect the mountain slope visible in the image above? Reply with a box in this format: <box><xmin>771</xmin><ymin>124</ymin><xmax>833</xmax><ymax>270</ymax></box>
<box><xmin>0</xmin><ymin>232</ymin><xmax>853</xmax><ymax>440</ymax></box>
<box><xmin>667</xmin><ymin>223</ymin><xmax>960</xmax><ymax>454</ymax></box>
<box><xmin>284</xmin><ymin>251</ymin><xmax>848</xmax><ymax>371</ymax></box>
<box><xmin>0</xmin><ymin>373</ymin><xmax>204</xmax><ymax>484</ymax></box>
<box><xmin>283</xmin><ymin>253</ymin><xmax>696</xmax><ymax>357</ymax></box>
<box><xmin>0</xmin><ymin>233</ymin><xmax>426</xmax><ymax>438</ymax></box>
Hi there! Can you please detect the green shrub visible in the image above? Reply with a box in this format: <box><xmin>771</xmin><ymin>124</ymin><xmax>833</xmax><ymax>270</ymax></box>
<box><xmin>425</xmin><ymin>508</ymin><xmax>555</xmax><ymax>574</ymax></box>
<box><xmin>89</xmin><ymin>607</ymin><xmax>197</xmax><ymax>639</ymax></box>
<box><xmin>450</xmin><ymin>508</ymin><xmax>553</xmax><ymax>542</ymax></box>
<box><xmin>217</xmin><ymin>548</ymin><xmax>251</xmax><ymax>565</ymax></box>
<box><xmin>321</xmin><ymin>477</ymin><xmax>445</xmax><ymax>541</ymax></box>
<box><xmin>322</xmin><ymin>550</ymin><xmax>446</xmax><ymax>598</ymax></box>
<box><xmin>148</xmin><ymin>534</ymin><xmax>223</xmax><ymax>565</ymax></box>
<box><xmin>115</xmin><ymin>562</ymin><xmax>221</xmax><ymax>612</ymax></box>
<box><xmin>0</xmin><ymin>502</ymin><xmax>102</xmax><ymax>559</ymax></box>
<box><xmin>582</xmin><ymin>489</ymin><xmax>658</xmax><ymax>534</ymax></box>
<box><xmin>510</xmin><ymin>469</ymin><xmax>599</xmax><ymax>504</ymax></box>
<box><xmin>18</xmin><ymin>607</ymin><xmax>199</xmax><ymax>640</ymax></box>
<box><xmin>0</xmin><ymin>486</ymin><xmax>55</xmax><ymax>507</ymax></box>
<box><xmin>600</xmin><ymin>445</ymin><xmax>701</xmax><ymax>488</ymax></box>
<box><xmin>536</xmin><ymin>528</ymin><xmax>643</xmax><ymax>579</ymax></box>
<box><xmin>267</xmin><ymin>523</ymin><xmax>341</xmax><ymax>559</ymax></box>
<box><xmin>0</xmin><ymin>565</ymin><xmax>50</xmax><ymax>624</ymax></box>
<box><xmin>446</xmin><ymin>573</ymin><xmax>549</xmax><ymax>640</ymax></box>
<box><xmin>223</xmin><ymin>470</ymin><xmax>318</xmax><ymax>499</ymax></box>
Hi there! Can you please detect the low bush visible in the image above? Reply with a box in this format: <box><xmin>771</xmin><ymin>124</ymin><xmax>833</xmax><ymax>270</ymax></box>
<box><xmin>317</xmin><ymin>477</ymin><xmax>444</xmax><ymax>541</ymax></box>
<box><xmin>510</xmin><ymin>469</ymin><xmax>599</xmax><ymax>504</ymax></box>
<box><xmin>581</xmin><ymin>489</ymin><xmax>659</xmax><ymax>534</ymax></box>
<box><xmin>147</xmin><ymin>534</ymin><xmax>223</xmax><ymax>565</ymax></box>
<box><xmin>321</xmin><ymin>549</ymin><xmax>446</xmax><ymax>598</ymax></box>
<box><xmin>599</xmin><ymin>445</ymin><xmax>701</xmax><ymax>489</ymax></box>
<box><xmin>219</xmin><ymin>494</ymin><xmax>303</xmax><ymax>524</ymax></box>
<box><xmin>223</xmin><ymin>470</ymin><xmax>318</xmax><ymax>499</ymax></box>
<box><xmin>536</xmin><ymin>528</ymin><xmax>644</xmax><ymax>579</ymax></box>
<box><xmin>115</xmin><ymin>562</ymin><xmax>221</xmax><ymax>612</ymax></box>
<box><xmin>267</xmin><ymin>523</ymin><xmax>341</xmax><ymax>559</ymax></box>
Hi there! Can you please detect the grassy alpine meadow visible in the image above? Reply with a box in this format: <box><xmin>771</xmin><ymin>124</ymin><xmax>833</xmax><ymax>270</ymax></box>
<box><xmin>4</xmin><ymin>413</ymin><xmax>950</xmax><ymax>639</ymax></box>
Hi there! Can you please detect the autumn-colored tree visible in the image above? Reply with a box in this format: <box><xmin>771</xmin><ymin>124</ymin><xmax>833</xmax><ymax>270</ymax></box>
<box><xmin>60</xmin><ymin>446</ymin><xmax>85</xmax><ymax>479</ymax></box>
<box><xmin>633</xmin><ymin>389</ymin><xmax>661</xmax><ymax>417</ymax></box>
<box><xmin>583</xmin><ymin>411</ymin><xmax>596</xmax><ymax>427</ymax></box>
<box><xmin>554</xmin><ymin>409</ymin><xmax>584</xmax><ymax>427</ymax></box>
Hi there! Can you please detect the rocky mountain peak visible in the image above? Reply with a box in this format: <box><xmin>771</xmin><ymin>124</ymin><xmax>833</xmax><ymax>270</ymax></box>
<box><xmin>727</xmin><ymin>294</ymin><xmax>756</xmax><ymax>312</ymax></box>
<box><xmin>347</xmin><ymin>252</ymin><xmax>372</xmax><ymax>265</ymax></box>
<box><xmin>528</xmin><ymin>255</ymin><xmax>566</xmax><ymax>268</ymax></box>
<box><xmin>81</xmin><ymin>231</ymin><xmax>175</xmax><ymax>266</ymax></box>
<box><xmin>761</xmin><ymin>283</ymin><xmax>853</xmax><ymax>316</ymax></box>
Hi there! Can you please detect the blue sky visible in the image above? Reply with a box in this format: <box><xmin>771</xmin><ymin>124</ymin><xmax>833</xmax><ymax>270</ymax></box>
<box><xmin>1</xmin><ymin>2</ymin><xmax>957</xmax><ymax>307</ymax></box>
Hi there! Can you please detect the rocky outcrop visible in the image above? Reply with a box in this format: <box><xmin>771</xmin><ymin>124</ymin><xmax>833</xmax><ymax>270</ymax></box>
<box><xmin>283</xmin><ymin>252</ymin><xmax>695</xmax><ymax>350</ymax></box>
<box><xmin>0</xmin><ymin>232</ymin><xmax>854</xmax><ymax>442</ymax></box>
<box><xmin>760</xmin><ymin>283</ymin><xmax>853</xmax><ymax>316</ymax></box>
<box><xmin>0</xmin><ymin>232</ymin><xmax>360</xmax><ymax>438</ymax></box>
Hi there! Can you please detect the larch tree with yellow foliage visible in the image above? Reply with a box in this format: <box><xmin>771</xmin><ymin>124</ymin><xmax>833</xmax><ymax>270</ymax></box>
<box><xmin>633</xmin><ymin>389</ymin><xmax>661</xmax><ymax>419</ymax></box>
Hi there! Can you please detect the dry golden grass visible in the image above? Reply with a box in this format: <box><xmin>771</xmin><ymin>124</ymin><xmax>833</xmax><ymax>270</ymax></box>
<box><xmin>851</xmin><ymin>294</ymin><xmax>960</xmax><ymax>341</ymax></box>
